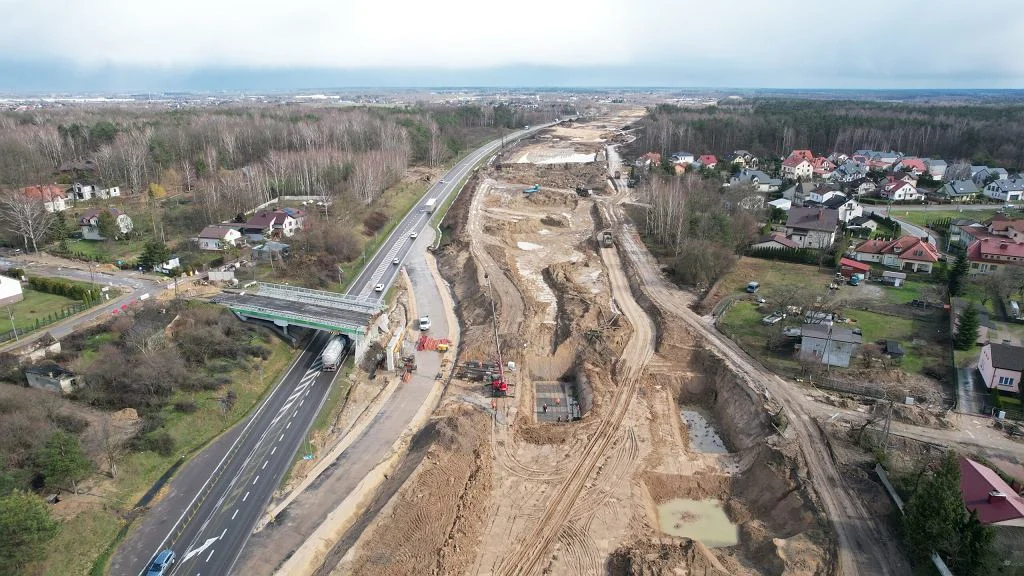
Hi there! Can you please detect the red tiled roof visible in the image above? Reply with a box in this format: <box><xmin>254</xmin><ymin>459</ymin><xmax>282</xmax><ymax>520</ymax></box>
<box><xmin>22</xmin><ymin>184</ymin><xmax>64</xmax><ymax>202</ymax></box>
<box><xmin>699</xmin><ymin>154</ymin><xmax>717</xmax><ymax>165</ymax></box>
<box><xmin>783</xmin><ymin>155</ymin><xmax>810</xmax><ymax>168</ymax></box>
<box><xmin>839</xmin><ymin>257</ymin><xmax>870</xmax><ymax>272</ymax></box>
<box><xmin>960</xmin><ymin>457</ymin><xmax>1024</xmax><ymax>525</ymax></box>
<box><xmin>968</xmin><ymin>237</ymin><xmax>1024</xmax><ymax>262</ymax></box>
<box><xmin>988</xmin><ymin>215</ymin><xmax>1024</xmax><ymax>233</ymax></box>
<box><xmin>790</xmin><ymin>149</ymin><xmax>813</xmax><ymax>160</ymax></box>
<box><xmin>811</xmin><ymin>157</ymin><xmax>835</xmax><ymax>170</ymax></box>
<box><xmin>899</xmin><ymin>158</ymin><xmax>927</xmax><ymax>171</ymax></box>
<box><xmin>854</xmin><ymin>235</ymin><xmax>939</xmax><ymax>262</ymax></box>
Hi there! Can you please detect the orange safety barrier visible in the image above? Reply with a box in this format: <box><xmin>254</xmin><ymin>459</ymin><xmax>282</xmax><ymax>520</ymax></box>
<box><xmin>416</xmin><ymin>335</ymin><xmax>452</xmax><ymax>351</ymax></box>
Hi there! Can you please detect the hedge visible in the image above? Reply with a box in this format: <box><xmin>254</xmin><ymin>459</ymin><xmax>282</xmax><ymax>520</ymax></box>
<box><xmin>27</xmin><ymin>276</ymin><xmax>98</xmax><ymax>303</ymax></box>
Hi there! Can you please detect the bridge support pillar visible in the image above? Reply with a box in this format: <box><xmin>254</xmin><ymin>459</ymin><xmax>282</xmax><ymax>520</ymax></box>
<box><xmin>353</xmin><ymin>334</ymin><xmax>368</xmax><ymax>365</ymax></box>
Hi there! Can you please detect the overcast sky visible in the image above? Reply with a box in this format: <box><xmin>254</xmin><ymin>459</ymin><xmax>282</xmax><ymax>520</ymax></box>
<box><xmin>1</xmin><ymin>0</ymin><xmax>1023</xmax><ymax>90</ymax></box>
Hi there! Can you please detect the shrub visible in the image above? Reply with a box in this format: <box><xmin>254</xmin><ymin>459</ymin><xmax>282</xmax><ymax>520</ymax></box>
<box><xmin>172</xmin><ymin>400</ymin><xmax>198</xmax><ymax>414</ymax></box>
<box><xmin>138</xmin><ymin>431</ymin><xmax>175</xmax><ymax>457</ymax></box>
<box><xmin>51</xmin><ymin>413</ymin><xmax>89</xmax><ymax>434</ymax></box>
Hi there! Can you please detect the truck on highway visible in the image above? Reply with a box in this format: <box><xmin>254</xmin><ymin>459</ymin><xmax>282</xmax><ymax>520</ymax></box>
<box><xmin>424</xmin><ymin>198</ymin><xmax>437</xmax><ymax>213</ymax></box>
<box><xmin>321</xmin><ymin>335</ymin><xmax>345</xmax><ymax>371</ymax></box>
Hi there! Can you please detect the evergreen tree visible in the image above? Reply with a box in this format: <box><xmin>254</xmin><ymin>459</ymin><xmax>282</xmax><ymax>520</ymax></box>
<box><xmin>948</xmin><ymin>509</ymin><xmax>995</xmax><ymax>576</ymax></box>
<box><xmin>96</xmin><ymin>209</ymin><xmax>117</xmax><ymax>240</ymax></box>
<box><xmin>138</xmin><ymin>239</ymin><xmax>170</xmax><ymax>271</ymax></box>
<box><xmin>0</xmin><ymin>491</ymin><xmax>59</xmax><ymax>574</ymax></box>
<box><xmin>37</xmin><ymin>431</ymin><xmax>92</xmax><ymax>494</ymax></box>
<box><xmin>948</xmin><ymin>253</ymin><xmax>969</xmax><ymax>297</ymax></box>
<box><xmin>903</xmin><ymin>452</ymin><xmax>964</xmax><ymax>564</ymax></box>
<box><xmin>954</xmin><ymin>305</ymin><xmax>980</xmax><ymax>350</ymax></box>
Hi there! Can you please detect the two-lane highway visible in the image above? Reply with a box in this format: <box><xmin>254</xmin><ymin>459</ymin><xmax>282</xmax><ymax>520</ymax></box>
<box><xmin>116</xmin><ymin>122</ymin><xmax>552</xmax><ymax>576</ymax></box>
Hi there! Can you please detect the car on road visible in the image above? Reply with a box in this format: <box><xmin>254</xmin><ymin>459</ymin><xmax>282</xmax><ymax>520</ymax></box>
<box><xmin>418</xmin><ymin>316</ymin><xmax>431</xmax><ymax>331</ymax></box>
<box><xmin>146</xmin><ymin>550</ymin><xmax>176</xmax><ymax>576</ymax></box>
<box><xmin>392</xmin><ymin>257</ymin><xmax>400</xmax><ymax>265</ymax></box>
<box><xmin>439</xmin><ymin>179</ymin><xmax>446</xmax><ymax>184</ymax></box>
<box><xmin>409</xmin><ymin>232</ymin><xmax>418</xmax><ymax>239</ymax></box>
<box><xmin>374</xmin><ymin>284</ymin><xmax>385</xmax><ymax>292</ymax></box>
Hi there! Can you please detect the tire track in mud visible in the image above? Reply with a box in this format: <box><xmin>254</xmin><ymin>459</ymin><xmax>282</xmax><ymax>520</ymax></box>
<box><xmin>491</xmin><ymin>417</ymin><xmax>568</xmax><ymax>482</ymax></box>
<box><xmin>494</xmin><ymin>245</ymin><xmax>654</xmax><ymax>576</ymax></box>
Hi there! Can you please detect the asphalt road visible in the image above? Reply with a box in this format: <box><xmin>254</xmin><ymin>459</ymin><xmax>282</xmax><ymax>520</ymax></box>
<box><xmin>116</xmin><ymin>123</ymin><xmax>553</xmax><ymax>576</ymax></box>
<box><xmin>347</xmin><ymin>125</ymin><xmax>546</xmax><ymax>299</ymax></box>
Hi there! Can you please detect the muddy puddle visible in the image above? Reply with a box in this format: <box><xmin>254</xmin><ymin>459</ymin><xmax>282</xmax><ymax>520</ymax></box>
<box><xmin>656</xmin><ymin>498</ymin><xmax>738</xmax><ymax>547</ymax></box>
<box><xmin>680</xmin><ymin>408</ymin><xmax>728</xmax><ymax>453</ymax></box>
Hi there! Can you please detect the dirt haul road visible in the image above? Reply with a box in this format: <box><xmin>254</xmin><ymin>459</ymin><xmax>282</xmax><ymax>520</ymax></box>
<box><xmin>613</xmin><ymin>221</ymin><xmax>910</xmax><ymax>576</ymax></box>
<box><xmin>493</xmin><ymin>243</ymin><xmax>655</xmax><ymax>576</ymax></box>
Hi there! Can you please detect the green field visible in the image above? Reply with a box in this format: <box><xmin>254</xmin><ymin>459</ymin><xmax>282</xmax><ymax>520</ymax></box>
<box><xmin>6</xmin><ymin>289</ymin><xmax>80</xmax><ymax>332</ymax></box>
<box><xmin>62</xmin><ymin>239</ymin><xmax>146</xmax><ymax>264</ymax></box>
<box><xmin>894</xmin><ymin>208</ymin><xmax>1000</xmax><ymax>229</ymax></box>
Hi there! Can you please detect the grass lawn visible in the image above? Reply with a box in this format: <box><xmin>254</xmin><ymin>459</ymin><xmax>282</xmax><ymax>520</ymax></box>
<box><xmin>718</xmin><ymin>301</ymin><xmax>801</xmax><ymax>374</ymax></box>
<box><xmin>7</xmin><ymin>289</ymin><xmax>80</xmax><ymax>332</ymax></box>
<box><xmin>879</xmin><ymin>280</ymin><xmax>926</xmax><ymax>305</ymax></box>
<box><xmin>709</xmin><ymin>257</ymin><xmax>835</xmax><ymax>304</ymax></box>
<box><xmin>39</xmin><ymin>328</ymin><xmax>297</xmax><ymax>576</ymax></box>
<box><xmin>63</xmin><ymin>239</ymin><xmax>146</xmax><ymax>264</ymax></box>
<box><xmin>896</xmin><ymin>208</ymin><xmax>1000</xmax><ymax>229</ymax></box>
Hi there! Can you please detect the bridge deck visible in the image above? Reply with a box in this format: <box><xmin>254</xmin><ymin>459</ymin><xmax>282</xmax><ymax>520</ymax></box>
<box><xmin>213</xmin><ymin>293</ymin><xmax>373</xmax><ymax>334</ymax></box>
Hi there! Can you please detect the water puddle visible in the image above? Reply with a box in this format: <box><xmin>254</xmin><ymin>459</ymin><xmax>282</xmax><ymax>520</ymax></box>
<box><xmin>681</xmin><ymin>408</ymin><xmax>728</xmax><ymax>453</ymax></box>
<box><xmin>657</xmin><ymin>498</ymin><xmax>738</xmax><ymax>547</ymax></box>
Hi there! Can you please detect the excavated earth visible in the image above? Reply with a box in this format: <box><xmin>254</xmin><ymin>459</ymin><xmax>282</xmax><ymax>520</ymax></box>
<box><xmin>330</xmin><ymin>120</ymin><xmax>834</xmax><ymax>576</ymax></box>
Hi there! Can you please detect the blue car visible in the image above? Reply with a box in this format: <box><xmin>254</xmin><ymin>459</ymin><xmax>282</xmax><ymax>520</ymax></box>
<box><xmin>147</xmin><ymin>549</ymin><xmax>176</xmax><ymax>575</ymax></box>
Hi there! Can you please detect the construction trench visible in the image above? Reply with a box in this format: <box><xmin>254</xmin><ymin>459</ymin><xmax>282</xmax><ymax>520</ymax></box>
<box><xmin>321</xmin><ymin>116</ymin><xmax>840</xmax><ymax>575</ymax></box>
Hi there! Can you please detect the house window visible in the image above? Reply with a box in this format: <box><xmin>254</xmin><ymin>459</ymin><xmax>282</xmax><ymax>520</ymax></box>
<box><xmin>998</xmin><ymin>376</ymin><xmax>1016</xmax><ymax>387</ymax></box>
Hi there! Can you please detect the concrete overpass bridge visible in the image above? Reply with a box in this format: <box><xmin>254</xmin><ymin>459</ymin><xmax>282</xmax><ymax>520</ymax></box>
<box><xmin>212</xmin><ymin>283</ymin><xmax>384</xmax><ymax>359</ymax></box>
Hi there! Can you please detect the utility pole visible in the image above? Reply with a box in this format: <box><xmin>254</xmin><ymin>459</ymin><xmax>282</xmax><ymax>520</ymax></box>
<box><xmin>6</xmin><ymin>306</ymin><xmax>17</xmax><ymax>341</ymax></box>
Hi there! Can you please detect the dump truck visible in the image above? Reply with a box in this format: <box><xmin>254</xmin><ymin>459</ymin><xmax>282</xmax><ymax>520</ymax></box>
<box><xmin>321</xmin><ymin>335</ymin><xmax>345</xmax><ymax>371</ymax></box>
<box><xmin>423</xmin><ymin>198</ymin><xmax>437</xmax><ymax>213</ymax></box>
<box><xmin>601</xmin><ymin>231</ymin><xmax>614</xmax><ymax>248</ymax></box>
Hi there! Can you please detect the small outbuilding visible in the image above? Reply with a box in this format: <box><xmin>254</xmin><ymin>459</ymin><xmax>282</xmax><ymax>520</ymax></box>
<box><xmin>838</xmin><ymin>257</ymin><xmax>870</xmax><ymax>279</ymax></box>
<box><xmin>25</xmin><ymin>364</ymin><xmax>81</xmax><ymax>395</ymax></box>
<box><xmin>881</xmin><ymin>270</ymin><xmax>907</xmax><ymax>287</ymax></box>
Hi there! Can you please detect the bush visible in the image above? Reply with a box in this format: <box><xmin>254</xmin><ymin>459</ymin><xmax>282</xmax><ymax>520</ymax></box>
<box><xmin>138</xmin><ymin>431</ymin><xmax>175</xmax><ymax>457</ymax></box>
<box><xmin>3</xmin><ymin>267</ymin><xmax>24</xmax><ymax>280</ymax></box>
<box><xmin>363</xmin><ymin>210</ymin><xmax>388</xmax><ymax>234</ymax></box>
<box><xmin>51</xmin><ymin>413</ymin><xmax>89</xmax><ymax>434</ymax></box>
<box><xmin>172</xmin><ymin>400</ymin><xmax>198</xmax><ymax>414</ymax></box>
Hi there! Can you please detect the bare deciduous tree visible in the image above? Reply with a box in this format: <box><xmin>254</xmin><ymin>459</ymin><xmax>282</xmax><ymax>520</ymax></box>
<box><xmin>0</xmin><ymin>190</ymin><xmax>55</xmax><ymax>252</ymax></box>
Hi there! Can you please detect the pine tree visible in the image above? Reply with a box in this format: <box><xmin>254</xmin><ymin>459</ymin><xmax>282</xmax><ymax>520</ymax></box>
<box><xmin>37</xmin><ymin>431</ymin><xmax>92</xmax><ymax>494</ymax></box>
<box><xmin>0</xmin><ymin>491</ymin><xmax>59</xmax><ymax>573</ymax></box>
<box><xmin>954</xmin><ymin>305</ymin><xmax>980</xmax><ymax>350</ymax></box>
<box><xmin>948</xmin><ymin>252</ymin><xmax>969</xmax><ymax>297</ymax></box>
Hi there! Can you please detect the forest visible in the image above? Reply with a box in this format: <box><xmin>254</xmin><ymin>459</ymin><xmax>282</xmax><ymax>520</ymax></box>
<box><xmin>0</xmin><ymin>102</ymin><xmax>556</xmax><ymax>226</ymax></box>
<box><xmin>628</xmin><ymin>99</ymin><xmax>1024</xmax><ymax>170</ymax></box>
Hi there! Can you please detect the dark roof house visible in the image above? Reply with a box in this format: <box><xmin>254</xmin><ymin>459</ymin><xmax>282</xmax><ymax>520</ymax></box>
<box><xmin>786</xmin><ymin>207</ymin><xmax>840</xmax><ymax>232</ymax></box>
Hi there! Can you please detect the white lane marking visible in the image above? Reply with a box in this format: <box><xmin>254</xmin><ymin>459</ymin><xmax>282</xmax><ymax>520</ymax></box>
<box><xmin>243</xmin><ymin>491</ymin><xmax>250</xmax><ymax>501</ymax></box>
<box><xmin>206</xmin><ymin>548</ymin><xmax>215</xmax><ymax>562</ymax></box>
<box><xmin>231</xmin><ymin>509</ymin><xmax>238</xmax><ymax>520</ymax></box>
<box><xmin>271</xmin><ymin>446</ymin><xmax>277</xmax><ymax>455</ymax></box>
<box><xmin>220</xmin><ymin>528</ymin><xmax>227</xmax><ymax>539</ymax></box>
<box><xmin>279</xmin><ymin>434</ymin><xmax>284</xmax><ymax>441</ymax></box>
<box><xmin>299</xmin><ymin>399</ymin><xmax>304</xmax><ymax>407</ymax></box>
<box><xmin>262</xmin><ymin>460</ymin><xmax>268</xmax><ymax>470</ymax></box>
<box><xmin>253</xmin><ymin>475</ymin><xmax>260</xmax><ymax>485</ymax></box>
<box><xmin>293</xmin><ymin>410</ymin><xmax>299</xmax><ymax>417</ymax></box>
<box><xmin>286</xmin><ymin>420</ymin><xmax>292</xmax><ymax>429</ymax></box>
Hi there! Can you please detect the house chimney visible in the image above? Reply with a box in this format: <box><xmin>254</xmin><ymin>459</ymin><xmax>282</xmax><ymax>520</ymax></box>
<box><xmin>989</xmin><ymin>490</ymin><xmax>1008</xmax><ymax>504</ymax></box>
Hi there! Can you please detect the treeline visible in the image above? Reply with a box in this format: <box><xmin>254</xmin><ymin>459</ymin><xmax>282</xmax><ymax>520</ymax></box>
<box><xmin>629</xmin><ymin>100</ymin><xmax>1024</xmax><ymax>170</ymax></box>
<box><xmin>26</xmin><ymin>276</ymin><xmax>99</xmax><ymax>303</ymax></box>
<box><xmin>0</xmin><ymin>102</ymin><xmax>558</xmax><ymax>225</ymax></box>
<box><xmin>641</xmin><ymin>175</ymin><xmax>759</xmax><ymax>287</ymax></box>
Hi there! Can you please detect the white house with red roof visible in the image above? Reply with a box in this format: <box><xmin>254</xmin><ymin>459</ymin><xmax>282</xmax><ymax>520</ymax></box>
<box><xmin>894</xmin><ymin>156</ymin><xmax>927</xmax><ymax>175</ymax></box>
<box><xmin>781</xmin><ymin>155</ymin><xmax>813</xmax><ymax>180</ymax></box>
<box><xmin>697</xmin><ymin>154</ymin><xmax>718</xmax><ymax>168</ymax></box>
<box><xmin>853</xmin><ymin>235</ymin><xmax>940</xmax><ymax>273</ymax></box>
<box><xmin>21</xmin><ymin>185</ymin><xmax>68</xmax><ymax>213</ymax></box>
<box><xmin>960</xmin><ymin>457</ymin><xmax>1024</xmax><ymax>527</ymax></box>
<box><xmin>789</xmin><ymin>149</ymin><xmax>813</xmax><ymax>161</ymax></box>
<box><xmin>811</xmin><ymin>157</ymin><xmax>836</xmax><ymax>178</ymax></box>
<box><xmin>967</xmin><ymin>236</ymin><xmax>1024</xmax><ymax>275</ymax></box>
<box><xmin>879</xmin><ymin>180</ymin><xmax>923</xmax><ymax>201</ymax></box>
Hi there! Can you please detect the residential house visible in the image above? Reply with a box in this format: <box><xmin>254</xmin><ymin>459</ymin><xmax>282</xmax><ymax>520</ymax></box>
<box><xmin>853</xmin><ymin>235</ymin><xmax>940</xmax><ymax>273</ymax></box>
<box><xmin>751</xmin><ymin>232</ymin><xmax>799</xmax><ymax>250</ymax></box>
<box><xmin>252</xmin><ymin>241</ymin><xmax>290</xmax><ymax>262</ymax></box>
<box><xmin>781</xmin><ymin>155</ymin><xmax>813</xmax><ymax>180</ymax></box>
<box><xmin>967</xmin><ymin>237</ymin><xmax>1024</xmax><ymax>274</ymax></box>
<box><xmin>727</xmin><ymin>150</ymin><xmax>759</xmax><ymax>169</ymax></box>
<box><xmin>823</xmin><ymin>194</ymin><xmax>862</xmax><ymax>223</ymax></box>
<box><xmin>799</xmin><ymin>324</ymin><xmax>863</xmax><ymax>368</ymax></box>
<box><xmin>669</xmin><ymin>151</ymin><xmax>693</xmax><ymax>165</ymax></box>
<box><xmin>635</xmin><ymin>152</ymin><xmax>662</xmax><ymax>169</ymax></box>
<box><xmin>25</xmin><ymin>364</ymin><xmax>81</xmax><ymax>395</ymax></box>
<box><xmin>785</xmin><ymin>207</ymin><xmax>839</xmax><ymax>249</ymax></box>
<box><xmin>847</xmin><ymin>215</ymin><xmax>878</xmax><ymax>233</ymax></box>
<box><xmin>959</xmin><ymin>457</ymin><xmax>1024</xmax><ymax>528</ymax></box>
<box><xmin>66</xmin><ymin>183</ymin><xmax>122</xmax><ymax>202</ymax></box>
<box><xmin>846</xmin><ymin>177</ymin><xmax>877</xmax><ymax>197</ymax></box>
<box><xmin>730</xmin><ymin>169</ymin><xmax>782</xmax><ymax>193</ymax></box>
<box><xmin>21</xmin><ymin>185</ymin><xmax>68</xmax><ymax>213</ymax></box>
<box><xmin>973</xmin><ymin>167</ymin><xmax>1010</xmax><ymax>186</ymax></box>
<box><xmin>789</xmin><ymin>149</ymin><xmax>814</xmax><ymax>161</ymax></box>
<box><xmin>894</xmin><ymin>156</ymin><xmax>927</xmax><ymax>175</ymax></box>
<box><xmin>827</xmin><ymin>152</ymin><xmax>849</xmax><ymax>165</ymax></box>
<box><xmin>978</xmin><ymin>343</ymin><xmax>1024</xmax><ymax>393</ymax></box>
<box><xmin>811</xmin><ymin>157</ymin><xmax>836</xmax><ymax>179</ymax></box>
<box><xmin>948</xmin><ymin>218</ymin><xmax>984</xmax><ymax>250</ymax></box>
<box><xmin>197</xmin><ymin>225</ymin><xmax>242</xmax><ymax>251</ymax></box>
<box><xmin>988</xmin><ymin>215</ymin><xmax>1024</xmax><ymax>242</ymax></box>
<box><xmin>924</xmin><ymin>158</ymin><xmax>947</xmax><ymax>181</ymax></box>
<box><xmin>983</xmin><ymin>177</ymin><xmax>1024</xmax><ymax>203</ymax></box>
<box><xmin>867</xmin><ymin>151</ymin><xmax>900</xmax><ymax>170</ymax></box>
<box><xmin>806</xmin><ymin>184</ymin><xmax>844</xmax><ymax>205</ymax></box>
<box><xmin>697</xmin><ymin>154</ymin><xmax>718</xmax><ymax>168</ymax></box>
<box><xmin>879</xmin><ymin>180</ymin><xmax>923</xmax><ymax>201</ymax></box>
<box><xmin>279</xmin><ymin>207</ymin><xmax>307</xmax><ymax>229</ymax></box>
<box><xmin>0</xmin><ymin>275</ymin><xmax>24</xmax><ymax>306</ymax></box>
<box><xmin>242</xmin><ymin>209</ymin><xmax>302</xmax><ymax>239</ymax></box>
<box><xmin>79</xmin><ymin>207</ymin><xmax>133</xmax><ymax>240</ymax></box>
<box><xmin>782</xmin><ymin>182</ymin><xmax>817</xmax><ymax>206</ymax></box>
<box><xmin>838</xmin><ymin>257</ymin><xmax>870</xmax><ymax>279</ymax></box>
<box><xmin>832</xmin><ymin>160</ymin><xmax>869</xmax><ymax>182</ymax></box>
<box><xmin>767</xmin><ymin>198</ymin><xmax>792</xmax><ymax>212</ymax></box>
<box><xmin>935</xmin><ymin>179</ymin><xmax>980</xmax><ymax>203</ymax></box>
